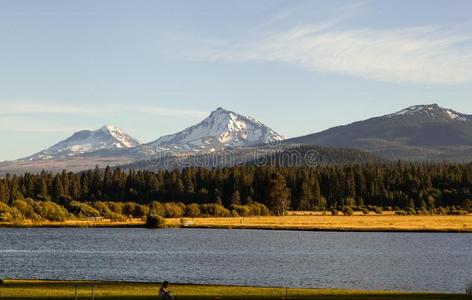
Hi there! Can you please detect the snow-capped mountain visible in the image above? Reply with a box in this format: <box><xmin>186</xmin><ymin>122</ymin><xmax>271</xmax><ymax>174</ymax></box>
<box><xmin>286</xmin><ymin>103</ymin><xmax>472</xmax><ymax>162</ymax></box>
<box><xmin>386</xmin><ymin>104</ymin><xmax>472</xmax><ymax>121</ymax></box>
<box><xmin>25</xmin><ymin>125</ymin><xmax>141</xmax><ymax>160</ymax></box>
<box><xmin>140</xmin><ymin>107</ymin><xmax>285</xmax><ymax>154</ymax></box>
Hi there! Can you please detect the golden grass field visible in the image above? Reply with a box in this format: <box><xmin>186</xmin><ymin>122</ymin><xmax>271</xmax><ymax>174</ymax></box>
<box><xmin>2</xmin><ymin>213</ymin><xmax>471</xmax><ymax>232</ymax></box>
<box><xmin>0</xmin><ymin>279</ymin><xmax>467</xmax><ymax>300</ymax></box>
<box><xmin>167</xmin><ymin>214</ymin><xmax>472</xmax><ymax>232</ymax></box>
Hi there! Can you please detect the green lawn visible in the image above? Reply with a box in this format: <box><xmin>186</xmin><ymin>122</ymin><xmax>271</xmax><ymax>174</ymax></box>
<box><xmin>0</xmin><ymin>280</ymin><xmax>467</xmax><ymax>300</ymax></box>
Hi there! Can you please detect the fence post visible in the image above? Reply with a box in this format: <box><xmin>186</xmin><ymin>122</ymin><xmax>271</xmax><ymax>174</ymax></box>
<box><xmin>74</xmin><ymin>284</ymin><xmax>77</xmax><ymax>300</ymax></box>
<box><xmin>91</xmin><ymin>284</ymin><xmax>94</xmax><ymax>300</ymax></box>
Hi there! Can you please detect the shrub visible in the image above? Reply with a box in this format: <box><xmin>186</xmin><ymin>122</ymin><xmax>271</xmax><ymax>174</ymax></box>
<box><xmin>331</xmin><ymin>209</ymin><xmax>338</xmax><ymax>216</ymax></box>
<box><xmin>361</xmin><ymin>208</ymin><xmax>370</xmax><ymax>215</ymax></box>
<box><xmin>133</xmin><ymin>204</ymin><xmax>150</xmax><ymax>218</ymax></box>
<box><xmin>107</xmin><ymin>202</ymin><xmax>124</xmax><ymax>214</ymax></box>
<box><xmin>0</xmin><ymin>202</ymin><xmax>12</xmax><ymax>221</ymax></box>
<box><xmin>200</xmin><ymin>204</ymin><xmax>230</xmax><ymax>217</ymax></box>
<box><xmin>145</xmin><ymin>214</ymin><xmax>166</xmax><ymax>228</ymax></box>
<box><xmin>0</xmin><ymin>203</ymin><xmax>24</xmax><ymax>222</ymax></box>
<box><xmin>12</xmin><ymin>199</ymin><xmax>40</xmax><ymax>220</ymax></box>
<box><xmin>32</xmin><ymin>201</ymin><xmax>69</xmax><ymax>221</ymax></box>
<box><xmin>67</xmin><ymin>201</ymin><xmax>100</xmax><ymax>218</ymax></box>
<box><xmin>448</xmin><ymin>209</ymin><xmax>468</xmax><ymax>215</ymax></box>
<box><xmin>395</xmin><ymin>210</ymin><xmax>407</xmax><ymax>216</ymax></box>
<box><xmin>231</xmin><ymin>205</ymin><xmax>251</xmax><ymax>217</ymax></box>
<box><xmin>164</xmin><ymin>202</ymin><xmax>184</xmax><ymax>218</ymax></box>
<box><xmin>122</xmin><ymin>202</ymin><xmax>137</xmax><ymax>217</ymax></box>
<box><xmin>185</xmin><ymin>203</ymin><xmax>201</xmax><ymax>217</ymax></box>
<box><xmin>8</xmin><ymin>207</ymin><xmax>25</xmax><ymax>222</ymax></box>
<box><xmin>435</xmin><ymin>207</ymin><xmax>448</xmax><ymax>215</ymax></box>
<box><xmin>342</xmin><ymin>206</ymin><xmax>354</xmax><ymax>216</ymax></box>
<box><xmin>93</xmin><ymin>201</ymin><xmax>113</xmax><ymax>217</ymax></box>
<box><xmin>150</xmin><ymin>201</ymin><xmax>165</xmax><ymax>216</ymax></box>
<box><xmin>373</xmin><ymin>206</ymin><xmax>383</xmax><ymax>215</ymax></box>
<box><xmin>247</xmin><ymin>203</ymin><xmax>269</xmax><ymax>216</ymax></box>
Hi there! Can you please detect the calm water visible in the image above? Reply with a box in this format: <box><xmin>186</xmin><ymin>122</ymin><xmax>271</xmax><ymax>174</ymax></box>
<box><xmin>0</xmin><ymin>228</ymin><xmax>471</xmax><ymax>292</ymax></box>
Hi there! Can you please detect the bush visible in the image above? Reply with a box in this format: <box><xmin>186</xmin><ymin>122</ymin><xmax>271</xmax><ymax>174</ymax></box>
<box><xmin>373</xmin><ymin>206</ymin><xmax>383</xmax><ymax>215</ymax></box>
<box><xmin>164</xmin><ymin>202</ymin><xmax>184</xmax><ymax>218</ymax></box>
<box><xmin>93</xmin><ymin>201</ymin><xmax>113</xmax><ymax>217</ymax></box>
<box><xmin>395</xmin><ymin>210</ymin><xmax>407</xmax><ymax>216</ymax></box>
<box><xmin>231</xmin><ymin>205</ymin><xmax>251</xmax><ymax>217</ymax></box>
<box><xmin>150</xmin><ymin>201</ymin><xmax>165</xmax><ymax>216</ymax></box>
<box><xmin>331</xmin><ymin>209</ymin><xmax>338</xmax><ymax>216</ymax></box>
<box><xmin>32</xmin><ymin>201</ymin><xmax>69</xmax><ymax>221</ymax></box>
<box><xmin>12</xmin><ymin>199</ymin><xmax>40</xmax><ymax>220</ymax></box>
<box><xmin>448</xmin><ymin>209</ymin><xmax>468</xmax><ymax>215</ymax></box>
<box><xmin>0</xmin><ymin>202</ymin><xmax>12</xmax><ymax>221</ymax></box>
<box><xmin>200</xmin><ymin>204</ymin><xmax>230</xmax><ymax>217</ymax></box>
<box><xmin>107</xmin><ymin>202</ymin><xmax>124</xmax><ymax>214</ymax></box>
<box><xmin>247</xmin><ymin>203</ymin><xmax>270</xmax><ymax>216</ymax></box>
<box><xmin>67</xmin><ymin>201</ymin><xmax>100</xmax><ymax>218</ymax></box>
<box><xmin>145</xmin><ymin>214</ymin><xmax>166</xmax><ymax>228</ymax></box>
<box><xmin>0</xmin><ymin>203</ymin><xmax>24</xmax><ymax>222</ymax></box>
<box><xmin>122</xmin><ymin>202</ymin><xmax>137</xmax><ymax>217</ymax></box>
<box><xmin>133</xmin><ymin>204</ymin><xmax>150</xmax><ymax>218</ymax></box>
<box><xmin>185</xmin><ymin>203</ymin><xmax>201</xmax><ymax>217</ymax></box>
<box><xmin>434</xmin><ymin>207</ymin><xmax>448</xmax><ymax>215</ymax></box>
<box><xmin>342</xmin><ymin>206</ymin><xmax>354</xmax><ymax>216</ymax></box>
<box><xmin>361</xmin><ymin>208</ymin><xmax>370</xmax><ymax>215</ymax></box>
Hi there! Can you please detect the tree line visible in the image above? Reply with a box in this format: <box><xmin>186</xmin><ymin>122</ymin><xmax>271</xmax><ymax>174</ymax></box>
<box><xmin>0</xmin><ymin>162</ymin><xmax>471</xmax><ymax>216</ymax></box>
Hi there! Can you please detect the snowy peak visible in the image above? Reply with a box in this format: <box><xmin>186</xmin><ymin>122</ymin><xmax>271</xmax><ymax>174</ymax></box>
<box><xmin>26</xmin><ymin>125</ymin><xmax>141</xmax><ymax>160</ymax></box>
<box><xmin>387</xmin><ymin>104</ymin><xmax>472</xmax><ymax>121</ymax></box>
<box><xmin>142</xmin><ymin>107</ymin><xmax>285</xmax><ymax>153</ymax></box>
<box><xmin>98</xmin><ymin>125</ymin><xmax>141</xmax><ymax>147</ymax></box>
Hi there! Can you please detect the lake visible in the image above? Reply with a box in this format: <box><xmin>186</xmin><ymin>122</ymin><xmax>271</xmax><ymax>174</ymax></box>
<box><xmin>0</xmin><ymin>228</ymin><xmax>471</xmax><ymax>292</ymax></box>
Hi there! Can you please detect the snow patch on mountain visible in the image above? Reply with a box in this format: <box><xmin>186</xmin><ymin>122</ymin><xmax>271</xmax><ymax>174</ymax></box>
<box><xmin>140</xmin><ymin>107</ymin><xmax>285</xmax><ymax>154</ymax></box>
<box><xmin>387</xmin><ymin>104</ymin><xmax>472</xmax><ymax>121</ymax></box>
<box><xmin>26</xmin><ymin>125</ymin><xmax>141</xmax><ymax>160</ymax></box>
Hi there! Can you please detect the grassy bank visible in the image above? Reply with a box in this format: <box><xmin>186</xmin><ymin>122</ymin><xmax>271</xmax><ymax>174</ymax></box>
<box><xmin>0</xmin><ymin>279</ymin><xmax>467</xmax><ymax>300</ymax></box>
<box><xmin>1</xmin><ymin>214</ymin><xmax>472</xmax><ymax>232</ymax></box>
<box><xmin>167</xmin><ymin>215</ymin><xmax>472</xmax><ymax>232</ymax></box>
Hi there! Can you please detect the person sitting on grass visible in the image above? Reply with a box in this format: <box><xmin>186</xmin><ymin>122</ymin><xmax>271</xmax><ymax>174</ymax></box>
<box><xmin>159</xmin><ymin>281</ymin><xmax>173</xmax><ymax>299</ymax></box>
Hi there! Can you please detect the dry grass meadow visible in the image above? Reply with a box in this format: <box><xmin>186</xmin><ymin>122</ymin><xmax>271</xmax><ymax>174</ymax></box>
<box><xmin>167</xmin><ymin>213</ymin><xmax>472</xmax><ymax>232</ymax></box>
<box><xmin>0</xmin><ymin>279</ymin><xmax>467</xmax><ymax>300</ymax></box>
<box><xmin>2</xmin><ymin>212</ymin><xmax>471</xmax><ymax>232</ymax></box>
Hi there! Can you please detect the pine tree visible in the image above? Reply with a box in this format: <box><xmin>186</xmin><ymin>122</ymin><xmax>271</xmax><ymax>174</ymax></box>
<box><xmin>0</xmin><ymin>181</ymin><xmax>8</xmax><ymax>203</ymax></box>
<box><xmin>266</xmin><ymin>172</ymin><xmax>291</xmax><ymax>216</ymax></box>
<box><xmin>231</xmin><ymin>190</ymin><xmax>241</xmax><ymax>206</ymax></box>
<box><xmin>298</xmin><ymin>178</ymin><xmax>312</xmax><ymax>210</ymax></box>
<box><xmin>52</xmin><ymin>175</ymin><xmax>64</xmax><ymax>201</ymax></box>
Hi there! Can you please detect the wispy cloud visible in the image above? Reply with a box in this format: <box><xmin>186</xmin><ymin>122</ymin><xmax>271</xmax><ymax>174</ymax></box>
<box><xmin>202</xmin><ymin>24</ymin><xmax>472</xmax><ymax>84</ymax></box>
<box><xmin>0</xmin><ymin>116</ymin><xmax>81</xmax><ymax>133</ymax></box>
<box><xmin>0</xmin><ymin>101</ymin><xmax>208</xmax><ymax>119</ymax></box>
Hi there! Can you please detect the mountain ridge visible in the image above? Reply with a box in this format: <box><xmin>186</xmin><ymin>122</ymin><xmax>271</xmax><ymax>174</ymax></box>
<box><xmin>22</xmin><ymin>125</ymin><xmax>141</xmax><ymax>161</ymax></box>
<box><xmin>137</xmin><ymin>107</ymin><xmax>285</xmax><ymax>155</ymax></box>
<box><xmin>285</xmin><ymin>103</ymin><xmax>472</xmax><ymax>161</ymax></box>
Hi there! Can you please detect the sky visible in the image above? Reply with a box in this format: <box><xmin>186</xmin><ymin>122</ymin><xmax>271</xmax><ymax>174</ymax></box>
<box><xmin>1</xmin><ymin>0</ymin><xmax>472</xmax><ymax>161</ymax></box>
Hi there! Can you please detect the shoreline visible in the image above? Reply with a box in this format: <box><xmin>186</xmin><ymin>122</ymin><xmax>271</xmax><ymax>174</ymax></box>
<box><xmin>1</xmin><ymin>215</ymin><xmax>472</xmax><ymax>233</ymax></box>
<box><xmin>0</xmin><ymin>279</ymin><xmax>465</xmax><ymax>299</ymax></box>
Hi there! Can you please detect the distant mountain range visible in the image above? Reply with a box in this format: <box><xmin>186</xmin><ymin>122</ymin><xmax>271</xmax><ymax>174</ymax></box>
<box><xmin>1</xmin><ymin>104</ymin><xmax>471</xmax><ymax>175</ymax></box>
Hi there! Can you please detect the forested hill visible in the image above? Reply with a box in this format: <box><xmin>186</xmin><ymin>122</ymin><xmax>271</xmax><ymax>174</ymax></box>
<box><xmin>121</xmin><ymin>145</ymin><xmax>382</xmax><ymax>171</ymax></box>
<box><xmin>1</xmin><ymin>163</ymin><xmax>471</xmax><ymax>213</ymax></box>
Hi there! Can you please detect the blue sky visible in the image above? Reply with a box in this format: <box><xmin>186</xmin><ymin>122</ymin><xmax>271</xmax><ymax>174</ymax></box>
<box><xmin>1</xmin><ymin>0</ymin><xmax>472</xmax><ymax>161</ymax></box>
